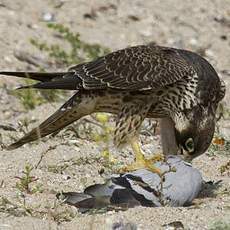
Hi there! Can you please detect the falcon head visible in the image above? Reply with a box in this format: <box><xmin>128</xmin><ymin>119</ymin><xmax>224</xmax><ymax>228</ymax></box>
<box><xmin>174</xmin><ymin>73</ymin><xmax>225</xmax><ymax>160</ymax></box>
<box><xmin>174</xmin><ymin>50</ymin><xmax>226</xmax><ymax>160</ymax></box>
<box><xmin>174</xmin><ymin>105</ymin><xmax>217</xmax><ymax>161</ymax></box>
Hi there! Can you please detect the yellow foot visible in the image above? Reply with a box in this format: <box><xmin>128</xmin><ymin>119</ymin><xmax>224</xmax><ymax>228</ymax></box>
<box><xmin>119</xmin><ymin>153</ymin><xmax>165</xmax><ymax>176</ymax></box>
<box><xmin>147</xmin><ymin>153</ymin><xmax>165</xmax><ymax>163</ymax></box>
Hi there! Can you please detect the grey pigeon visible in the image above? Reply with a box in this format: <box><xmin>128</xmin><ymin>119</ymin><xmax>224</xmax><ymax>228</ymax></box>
<box><xmin>57</xmin><ymin>156</ymin><xmax>203</xmax><ymax>212</ymax></box>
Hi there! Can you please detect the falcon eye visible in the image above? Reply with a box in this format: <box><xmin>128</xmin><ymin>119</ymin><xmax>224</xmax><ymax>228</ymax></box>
<box><xmin>184</xmin><ymin>138</ymin><xmax>194</xmax><ymax>153</ymax></box>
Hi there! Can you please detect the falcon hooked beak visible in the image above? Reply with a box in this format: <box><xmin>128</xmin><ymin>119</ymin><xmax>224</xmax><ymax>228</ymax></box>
<box><xmin>174</xmin><ymin>109</ymin><xmax>217</xmax><ymax>161</ymax></box>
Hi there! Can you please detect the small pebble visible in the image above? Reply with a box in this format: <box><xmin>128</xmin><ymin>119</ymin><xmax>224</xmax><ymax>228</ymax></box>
<box><xmin>220</xmin><ymin>35</ymin><xmax>227</xmax><ymax>40</ymax></box>
<box><xmin>42</xmin><ymin>12</ymin><xmax>55</xmax><ymax>22</ymax></box>
<box><xmin>189</xmin><ymin>38</ymin><xmax>198</xmax><ymax>46</ymax></box>
<box><xmin>205</xmin><ymin>49</ymin><xmax>215</xmax><ymax>58</ymax></box>
<box><xmin>62</xmin><ymin>175</ymin><xmax>71</xmax><ymax>180</ymax></box>
<box><xmin>112</xmin><ymin>221</ymin><xmax>137</xmax><ymax>230</ymax></box>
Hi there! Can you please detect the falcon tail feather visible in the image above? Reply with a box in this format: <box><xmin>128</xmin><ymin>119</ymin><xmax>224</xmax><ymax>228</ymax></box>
<box><xmin>0</xmin><ymin>71</ymin><xmax>68</xmax><ymax>82</ymax></box>
<box><xmin>0</xmin><ymin>71</ymin><xmax>80</xmax><ymax>90</ymax></box>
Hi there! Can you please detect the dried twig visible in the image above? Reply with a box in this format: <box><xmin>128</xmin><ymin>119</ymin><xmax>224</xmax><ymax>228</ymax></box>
<box><xmin>35</xmin><ymin>145</ymin><xmax>58</xmax><ymax>169</ymax></box>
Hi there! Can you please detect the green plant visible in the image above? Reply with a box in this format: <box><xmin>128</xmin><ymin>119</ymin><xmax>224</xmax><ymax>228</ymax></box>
<box><xmin>209</xmin><ymin>220</ymin><xmax>230</xmax><ymax>230</ymax></box>
<box><xmin>208</xmin><ymin>128</ymin><xmax>230</xmax><ymax>157</ymax></box>
<box><xmin>12</xmin><ymin>79</ymin><xmax>67</xmax><ymax>110</ymax></box>
<box><xmin>48</xmin><ymin>201</ymin><xmax>76</xmax><ymax>223</ymax></box>
<box><xmin>30</xmin><ymin>23</ymin><xmax>110</xmax><ymax>66</ymax></box>
<box><xmin>92</xmin><ymin>113</ymin><xmax>118</xmax><ymax>165</ymax></box>
<box><xmin>0</xmin><ymin>195</ymin><xmax>76</xmax><ymax>222</ymax></box>
<box><xmin>0</xmin><ymin>196</ymin><xmax>29</xmax><ymax>217</ymax></box>
<box><xmin>13</xmin><ymin>23</ymin><xmax>110</xmax><ymax>110</ymax></box>
<box><xmin>12</xmin><ymin>79</ymin><xmax>45</xmax><ymax>110</ymax></box>
<box><xmin>15</xmin><ymin>164</ymin><xmax>43</xmax><ymax>194</ymax></box>
<box><xmin>216</xmin><ymin>102</ymin><xmax>230</xmax><ymax>120</ymax></box>
<box><xmin>219</xmin><ymin>160</ymin><xmax>230</xmax><ymax>175</ymax></box>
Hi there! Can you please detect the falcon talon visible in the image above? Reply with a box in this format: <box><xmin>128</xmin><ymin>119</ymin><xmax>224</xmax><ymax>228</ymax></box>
<box><xmin>147</xmin><ymin>153</ymin><xmax>165</xmax><ymax>163</ymax></box>
<box><xmin>117</xmin><ymin>157</ymin><xmax>163</xmax><ymax>176</ymax></box>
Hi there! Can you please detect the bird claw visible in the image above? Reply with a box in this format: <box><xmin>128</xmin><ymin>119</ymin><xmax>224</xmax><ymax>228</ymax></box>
<box><xmin>146</xmin><ymin>153</ymin><xmax>165</xmax><ymax>163</ymax></box>
<box><xmin>118</xmin><ymin>153</ymin><xmax>165</xmax><ymax>176</ymax></box>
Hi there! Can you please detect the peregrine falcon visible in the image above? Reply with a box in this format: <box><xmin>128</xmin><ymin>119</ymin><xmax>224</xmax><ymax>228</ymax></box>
<box><xmin>0</xmin><ymin>45</ymin><xmax>225</xmax><ymax>174</ymax></box>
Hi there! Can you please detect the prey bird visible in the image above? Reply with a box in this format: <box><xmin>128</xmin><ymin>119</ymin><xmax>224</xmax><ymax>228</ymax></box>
<box><xmin>0</xmin><ymin>45</ymin><xmax>225</xmax><ymax>175</ymax></box>
<box><xmin>57</xmin><ymin>156</ymin><xmax>203</xmax><ymax>211</ymax></box>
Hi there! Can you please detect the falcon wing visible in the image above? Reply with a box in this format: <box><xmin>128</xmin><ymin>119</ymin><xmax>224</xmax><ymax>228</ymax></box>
<box><xmin>0</xmin><ymin>45</ymin><xmax>194</xmax><ymax>91</ymax></box>
<box><xmin>70</xmin><ymin>45</ymin><xmax>194</xmax><ymax>91</ymax></box>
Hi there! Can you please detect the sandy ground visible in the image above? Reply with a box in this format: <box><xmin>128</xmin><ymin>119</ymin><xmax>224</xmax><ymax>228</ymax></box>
<box><xmin>0</xmin><ymin>0</ymin><xmax>230</xmax><ymax>229</ymax></box>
